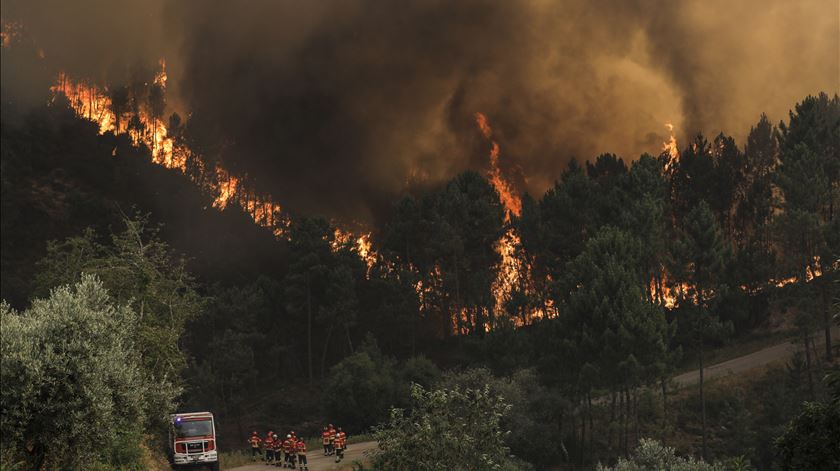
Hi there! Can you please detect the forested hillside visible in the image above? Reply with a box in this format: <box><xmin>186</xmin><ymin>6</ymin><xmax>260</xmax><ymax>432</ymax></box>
<box><xmin>0</xmin><ymin>100</ymin><xmax>288</xmax><ymax>308</ymax></box>
<box><xmin>2</xmin><ymin>89</ymin><xmax>837</xmax><ymax>469</ymax></box>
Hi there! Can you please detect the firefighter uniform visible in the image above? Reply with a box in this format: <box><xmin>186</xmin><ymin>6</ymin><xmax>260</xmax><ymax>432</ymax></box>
<box><xmin>296</xmin><ymin>440</ymin><xmax>308</xmax><ymax>471</ymax></box>
<box><xmin>283</xmin><ymin>436</ymin><xmax>295</xmax><ymax>468</ymax></box>
<box><xmin>334</xmin><ymin>430</ymin><xmax>346</xmax><ymax>463</ymax></box>
<box><xmin>264</xmin><ymin>432</ymin><xmax>275</xmax><ymax>464</ymax></box>
<box><xmin>272</xmin><ymin>434</ymin><xmax>283</xmax><ymax>466</ymax></box>
<box><xmin>322</xmin><ymin>427</ymin><xmax>331</xmax><ymax>455</ymax></box>
<box><xmin>328</xmin><ymin>425</ymin><xmax>336</xmax><ymax>455</ymax></box>
<box><xmin>248</xmin><ymin>432</ymin><xmax>262</xmax><ymax>460</ymax></box>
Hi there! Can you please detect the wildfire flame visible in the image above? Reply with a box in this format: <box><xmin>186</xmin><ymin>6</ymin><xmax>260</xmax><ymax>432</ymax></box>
<box><xmin>356</xmin><ymin>233</ymin><xmax>376</xmax><ymax>272</ymax></box>
<box><xmin>332</xmin><ymin>228</ymin><xmax>377</xmax><ymax>274</ymax></box>
<box><xmin>663</xmin><ymin>122</ymin><xmax>679</xmax><ymax>170</ymax></box>
<box><xmin>51</xmin><ymin>66</ymin><xmax>289</xmax><ymax>238</ymax></box>
<box><xmin>474</xmin><ymin>113</ymin><xmax>522</xmax><ymax>219</ymax></box>
<box><xmin>474</xmin><ymin>112</ymin><xmax>547</xmax><ymax>325</ymax></box>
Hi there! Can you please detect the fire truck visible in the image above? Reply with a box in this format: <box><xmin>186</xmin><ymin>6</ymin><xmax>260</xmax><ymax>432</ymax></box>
<box><xmin>168</xmin><ymin>412</ymin><xmax>219</xmax><ymax>470</ymax></box>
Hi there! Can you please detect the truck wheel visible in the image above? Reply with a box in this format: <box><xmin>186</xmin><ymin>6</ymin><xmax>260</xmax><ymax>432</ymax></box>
<box><xmin>210</xmin><ymin>462</ymin><xmax>220</xmax><ymax>471</ymax></box>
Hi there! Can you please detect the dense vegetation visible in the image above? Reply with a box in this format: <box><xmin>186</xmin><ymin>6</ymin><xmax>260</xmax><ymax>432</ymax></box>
<box><xmin>1</xmin><ymin>92</ymin><xmax>837</xmax><ymax>469</ymax></box>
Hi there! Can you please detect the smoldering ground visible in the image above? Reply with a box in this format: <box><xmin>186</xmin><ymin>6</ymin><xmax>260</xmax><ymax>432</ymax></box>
<box><xmin>2</xmin><ymin>0</ymin><xmax>837</xmax><ymax>222</ymax></box>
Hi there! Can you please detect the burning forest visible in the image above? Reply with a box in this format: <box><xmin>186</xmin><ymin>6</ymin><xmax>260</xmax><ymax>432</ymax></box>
<box><xmin>1</xmin><ymin>1</ymin><xmax>839</xmax><ymax>470</ymax></box>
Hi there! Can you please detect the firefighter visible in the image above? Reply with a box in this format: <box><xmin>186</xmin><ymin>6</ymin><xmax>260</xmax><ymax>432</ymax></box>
<box><xmin>283</xmin><ymin>434</ymin><xmax>295</xmax><ymax>469</ymax></box>
<box><xmin>328</xmin><ymin>424</ymin><xmax>336</xmax><ymax>455</ymax></box>
<box><xmin>272</xmin><ymin>433</ymin><xmax>283</xmax><ymax>467</ymax></box>
<box><xmin>334</xmin><ymin>427</ymin><xmax>346</xmax><ymax>463</ymax></box>
<box><xmin>296</xmin><ymin>438</ymin><xmax>309</xmax><ymax>471</ymax></box>
<box><xmin>248</xmin><ymin>431</ymin><xmax>262</xmax><ymax>461</ymax></box>
<box><xmin>264</xmin><ymin>431</ymin><xmax>275</xmax><ymax>465</ymax></box>
<box><xmin>321</xmin><ymin>426</ymin><xmax>331</xmax><ymax>455</ymax></box>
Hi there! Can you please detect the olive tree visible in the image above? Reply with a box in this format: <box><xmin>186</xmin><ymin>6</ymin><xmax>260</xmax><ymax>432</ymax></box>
<box><xmin>596</xmin><ymin>439</ymin><xmax>727</xmax><ymax>471</ymax></box>
<box><xmin>1</xmin><ymin>275</ymin><xmax>149</xmax><ymax>469</ymax></box>
<box><xmin>370</xmin><ymin>383</ymin><xmax>520</xmax><ymax>471</ymax></box>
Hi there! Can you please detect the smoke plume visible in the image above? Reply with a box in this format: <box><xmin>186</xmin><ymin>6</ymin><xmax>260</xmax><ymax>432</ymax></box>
<box><xmin>3</xmin><ymin>0</ymin><xmax>838</xmax><ymax>222</ymax></box>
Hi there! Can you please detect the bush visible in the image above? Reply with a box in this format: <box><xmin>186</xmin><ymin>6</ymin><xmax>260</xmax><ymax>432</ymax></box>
<box><xmin>775</xmin><ymin>401</ymin><xmax>840</xmax><ymax>471</ymax></box>
<box><xmin>440</xmin><ymin>367</ymin><xmax>564</xmax><ymax>467</ymax></box>
<box><xmin>399</xmin><ymin>355</ymin><xmax>441</xmax><ymax>390</ymax></box>
<box><xmin>0</xmin><ymin>275</ymin><xmax>155</xmax><ymax>469</ymax></box>
<box><xmin>323</xmin><ymin>341</ymin><xmax>399</xmax><ymax>431</ymax></box>
<box><xmin>370</xmin><ymin>383</ymin><xmax>520</xmax><ymax>470</ymax></box>
<box><xmin>596</xmin><ymin>439</ymin><xmax>726</xmax><ymax>471</ymax></box>
<box><xmin>324</xmin><ymin>337</ymin><xmax>442</xmax><ymax>432</ymax></box>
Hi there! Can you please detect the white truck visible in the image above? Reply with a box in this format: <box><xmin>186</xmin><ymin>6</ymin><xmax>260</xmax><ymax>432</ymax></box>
<box><xmin>168</xmin><ymin>411</ymin><xmax>219</xmax><ymax>471</ymax></box>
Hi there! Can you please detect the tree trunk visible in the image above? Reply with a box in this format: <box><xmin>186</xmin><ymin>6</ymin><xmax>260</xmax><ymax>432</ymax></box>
<box><xmin>700</xmin><ymin>338</ymin><xmax>707</xmax><ymax>461</ymax></box>
<box><xmin>633</xmin><ymin>388</ymin><xmax>640</xmax><ymax>450</ymax></box>
<box><xmin>320</xmin><ymin>325</ymin><xmax>334</xmax><ymax>379</ymax></box>
<box><xmin>453</xmin><ymin>254</ymin><xmax>463</xmax><ymax>335</ymax></box>
<box><xmin>616</xmin><ymin>387</ymin><xmax>622</xmax><ymax>453</ymax></box>
<box><xmin>32</xmin><ymin>445</ymin><xmax>46</xmax><ymax>471</ymax></box>
<box><xmin>557</xmin><ymin>410</ymin><xmax>568</xmax><ymax>462</ymax></box>
<box><xmin>624</xmin><ymin>387</ymin><xmax>630</xmax><ymax>455</ymax></box>
<box><xmin>618</xmin><ymin>385</ymin><xmax>627</xmax><ymax>455</ymax></box>
<box><xmin>587</xmin><ymin>391</ymin><xmax>594</xmax><ymax>461</ymax></box>
<box><xmin>412</xmin><ymin>309</ymin><xmax>417</xmax><ymax>356</ymax></box>
<box><xmin>578</xmin><ymin>399</ymin><xmax>585</xmax><ymax>465</ymax></box>
<box><xmin>661</xmin><ymin>377</ymin><xmax>668</xmax><ymax>445</ymax></box>
<box><xmin>803</xmin><ymin>329</ymin><xmax>815</xmax><ymax>400</ymax></box>
<box><xmin>608</xmin><ymin>390</ymin><xmax>617</xmax><ymax>451</ymax></box>
<box><xmin>345</xmin><ymin>324</ymin><xmax>354</xmax><ymax>353</ymax></box>
<box><xmin>307</xmin><ymin>274</ymin><xmax>313</xmax><ymax>384</ymax></box>
<box><xmin>823</xmin><ymin>284</ymin><xmax>833</xmax><ymax>361</ymax></box>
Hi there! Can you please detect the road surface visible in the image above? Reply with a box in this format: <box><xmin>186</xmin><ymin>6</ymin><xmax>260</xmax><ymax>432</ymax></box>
<box><xmin>672</xmin><ymin>326</ymin><xmax>839</xmax><ymax>387</ymax></box>
<box><xmin>227</xmin><ymin>441</ymin><xmax>378</xmax><ymax>471</ymax></box>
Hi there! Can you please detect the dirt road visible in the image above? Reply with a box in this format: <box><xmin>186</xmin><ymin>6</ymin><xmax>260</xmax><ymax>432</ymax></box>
<box><xmin>673</xmin><ymin>326</ymin><xmax>839</xmax><ymax>388</ymax></box>
<box><xmin>227</xmin><ymin>441</ymin><xmax>378</xmax><ymax>471</ymax></box>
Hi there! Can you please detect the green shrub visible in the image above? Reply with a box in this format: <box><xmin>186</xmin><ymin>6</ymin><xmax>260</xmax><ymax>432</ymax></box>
<box><xmin>597</xmin><ymin>439</ymin><xmax>727</xmax><ymax>471</ymax></box>
<box><xmin>0</xmin><ymin>275</ymin><xmax>158</xmax><ymax>469</ymax></box>
<box><xmin>370</xmin><ymin>383</ymin><xmax>520</xmax><ymax>470</ymax></box>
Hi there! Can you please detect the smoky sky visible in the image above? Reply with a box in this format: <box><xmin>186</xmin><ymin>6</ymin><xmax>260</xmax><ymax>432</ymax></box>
<box><xmin>2</xmin><ymin>0</ymin><xmax>838</xmax><ymax>222</ymax></box>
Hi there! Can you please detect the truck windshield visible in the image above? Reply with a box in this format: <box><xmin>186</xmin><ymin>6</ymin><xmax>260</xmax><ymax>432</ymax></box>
<box><xmin>175</xmin><ymin>419</ymin><xmax>213</xmax><ymax>438</ymax></box>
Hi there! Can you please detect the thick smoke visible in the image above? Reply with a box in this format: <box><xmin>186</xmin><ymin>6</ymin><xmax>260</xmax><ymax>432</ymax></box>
<box><xmin>3</xmin><ymin>0</ymin><xmax>838</xmax><ymax>222</ymax></box>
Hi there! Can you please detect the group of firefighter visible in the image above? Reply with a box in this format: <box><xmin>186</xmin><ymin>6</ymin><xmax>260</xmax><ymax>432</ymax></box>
<box><xmin>248</xmin><ymin>424</ymin><xmax>347</xmax><ymax>469</ymax></box>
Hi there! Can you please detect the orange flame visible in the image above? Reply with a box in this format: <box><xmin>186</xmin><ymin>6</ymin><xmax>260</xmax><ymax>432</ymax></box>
<box><xmin>356</xmin><ymin>233</ymin><xmax>377</xmax><ymax>272</ymax></box>
<box><xmin>474</xmin><ymin>112</ymin><xmax>544</xmax><ymax>325</ymax></box>
<box><xmin>474</xmin><ymin>112</ymin><xmax>522</xmax><ymax>219</ymax></box>
<box><xmin>51</xmin><ymin>66</ymin><xmax>288</xmax><ymax>238</ymax></box>
<box><xmin>663</xmin><ymin>122</ymin><xmax>678</xmax><ymax>170</ymax></box>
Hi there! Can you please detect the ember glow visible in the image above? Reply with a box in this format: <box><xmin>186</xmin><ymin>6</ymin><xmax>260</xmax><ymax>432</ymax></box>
<box><xmin>1</xmin><ymin>21</ymin><xmax>23</xmax><ymax>48</ymax></box>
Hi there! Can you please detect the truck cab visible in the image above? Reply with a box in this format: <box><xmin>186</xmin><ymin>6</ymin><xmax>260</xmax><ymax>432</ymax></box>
<box><xmin>168</xmin><ymin>411</ymin><xmax>219</xmax><ymax>470</ymax></box>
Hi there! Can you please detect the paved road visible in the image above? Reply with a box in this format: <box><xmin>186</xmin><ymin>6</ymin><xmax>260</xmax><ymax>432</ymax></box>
<box><xmin>227</xmin><ymin>441</ymin><xmax>378</xmax><ymax>471</ymax></box>
<box><xmin>673</xmin><ymin>326</ymin><xmax>839</xmax><ymax>387</ymax></box>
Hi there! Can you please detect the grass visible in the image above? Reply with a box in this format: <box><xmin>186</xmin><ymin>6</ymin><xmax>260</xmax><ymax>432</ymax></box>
<box><xmin>219</xmin><ymin>450</ymin><xmax>255</xmax><ymax>469</ymax></box>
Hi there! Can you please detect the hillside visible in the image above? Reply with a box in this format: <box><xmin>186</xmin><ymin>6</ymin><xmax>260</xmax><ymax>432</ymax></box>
<box><xmin>0</xmin><ymin>102</ymin><xmax>288</xmax><ymax>308</ymax></box>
